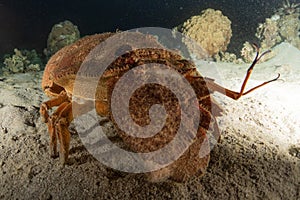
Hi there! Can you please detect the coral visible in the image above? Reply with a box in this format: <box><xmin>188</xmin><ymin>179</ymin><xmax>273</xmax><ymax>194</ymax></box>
<box><xmin>256</xmin><ymin>18</ymin><xmax>282</xmax><ymax>50</ymax></box>
<box><xmin>2</xmin><ymin>49</ymin><xmax>42</xmax><ymax>75</ymax></box>
<box><xmin>44</xmin><ymin>20</ymin><xmax>80</xmax><ymax>58</ymax></box>
<box><xmin>276</xmin><ymin>0</ymin><xmax>300</xmax><ymax>16</ymax></box>
<box><xmin>179</xmin><ymin>8</ymin><xmax>232</xmax><ymax>58</ymax></box>
<box><xmin>240</xmin><ymin>42</ymin><xmax>275</xmax><ymax>63</ymax></box>
<box><xmin>242</xmin><ymin>1</ymin><xmax>300</xmax><ymax>62</ymax></box>
<box><xmin>214</xmin><ymin>51</ymin><xmax>243</xmax><ymax>64</ymax></box>
<box><xmin>259</xmin><ymin>0</ymin><xmax>300</xmax><ymax>49</ymax></box>
<box><xmin>278</xmin><ymin>13</ymin><xmax>300</xmax><ymax>49</ymax></box>
<box><xmin>240</xmin><ymin>42</ymin><xmax>256</xmax><ymax>63</ymax></box>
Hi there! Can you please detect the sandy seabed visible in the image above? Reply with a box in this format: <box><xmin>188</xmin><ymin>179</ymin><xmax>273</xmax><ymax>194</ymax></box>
<box><xmin>0</xmin><ymin>43</ymin><xmax>299</xmax><ymax>199</ymax></box>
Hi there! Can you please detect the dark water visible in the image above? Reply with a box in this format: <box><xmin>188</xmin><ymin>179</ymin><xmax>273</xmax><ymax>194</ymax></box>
<box><xmin>0</xmin><ymin>0</ymin><xmax>287</xmax><ymax>56</ymax></box>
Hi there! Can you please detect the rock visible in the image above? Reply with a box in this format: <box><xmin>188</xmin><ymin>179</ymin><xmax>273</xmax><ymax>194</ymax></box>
<box><xmin>44</xmin><ymin>20</ymin><xmax>80</xmax><ymax>58</ymax></box>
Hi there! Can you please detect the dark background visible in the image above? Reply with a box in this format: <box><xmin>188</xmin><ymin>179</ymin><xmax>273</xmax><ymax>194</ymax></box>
<box><xmin>0</xmin><ymin>0</ymin><xmax>287</xmax><ymax>57</ymax></box>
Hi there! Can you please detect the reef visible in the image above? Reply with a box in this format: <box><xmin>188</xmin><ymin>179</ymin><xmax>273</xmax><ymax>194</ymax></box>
<box><xmin>276</xmin><ymin>0</ymin><xmax>300</xmax><ymax>16</ymax></box>
<box><xmin>278</xmin><ymin>12</ymin><xmax>300</xmax><ymax>48</ymax></box>
<box><xmin>44</xmin><ymin>20</ymin><xmax>80</xmax><ymax>58</ymax></box>
<box><xmin>241</xmin><ymin>0</ymin><xmax>300</xmax><ymax>63</ymax></box>
<box><xmin>256</xmin><ymin>10</ymin><xmax>300</xmax><ymax>50</ymax></box>
<box><xmin>240</xmin><ymin>42</ymin><xmax>276</xmax><ymax>63</ymax></box>
<box><xmin>178</xmin><ymin>8</ymin><xmax>232</xmax><ymax>58</ymax></box>
<box><xmin>1</xmin><ymin>49</ymin><xmax>42</xmax><ymax>75</ymax></box>
<box><xmin>256</xmin><ymin>18</ymin><xmax>281</xmax><ymax>50</ymax></box>
<box><xmin>214</xmin><ymin>51</ymin><xmax>244</xmax><ymax>64</ymax></box>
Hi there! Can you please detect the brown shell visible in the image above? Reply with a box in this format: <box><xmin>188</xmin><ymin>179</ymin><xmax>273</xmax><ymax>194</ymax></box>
<box><xmin>41</xmin><ymin>32</ymin><xmax>221</xmax><ymax>182</ymax></box>
<box><xmin>106</xmin><ymin>48</ymin><xmax>220</xmax><ymax>182</ymax></box>
<box><xmin>42</xmin><ymin>33</ymin><xmax>115</xmax><ymax>97</ymax></box>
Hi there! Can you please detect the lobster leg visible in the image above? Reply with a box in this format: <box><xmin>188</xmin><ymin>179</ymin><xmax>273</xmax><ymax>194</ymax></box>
<box><xmin>54</xmin><ymin>102</ymin><xmax>73</xmax><ymax>164</ymax></box>
<box><xmin>46</xmin><ymin>101</ymin><xmax>73</xmax><ymax>164</ymax></box>
<box><xmin>205</xmin><ymin>44</ymin><xmax>280</xmax><ymax>100</ymax></box>
<box><xmin>40</xmin><ymin>91</ymin><xmax>69</xmax><ymax>123</ymax></box>
<box><xmin>47</xmin><ymin>101</ymin><xmax>72</xmax><ymax>159</ymax></box>
<box><xmin>40</xmin><ymin>91</ymin><xmax>69</xmax><ymax>158</ymax></box>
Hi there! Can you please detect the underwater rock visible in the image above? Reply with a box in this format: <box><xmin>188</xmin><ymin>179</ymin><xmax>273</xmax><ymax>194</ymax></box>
<box><xmin>178</xmin><ymin>8</ymin><xmax>232</xmax><ymax>58</ymax></box>
<box><xmin>0</xmin><ymin>72</ymin><xmax>44</xmax><ymax>108</ymax></box>
<box><xmin>44</xmin><ymin>20</ymin><xmax>80</xmax><ymax>58</ymax></box>
<box><xmin>0</xmin><ymin>72</ymin><xmax>43</xmax><ymax>134</ymax></box>
<box><xmin>0</xmin><ymin>105</ymin><xmax>38</xmax><ymax>134</ymax></box>
<box><xmin>2</xmin><ymin>49</ymin><xmax>42</xmax><ymax>75</ymax></box>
